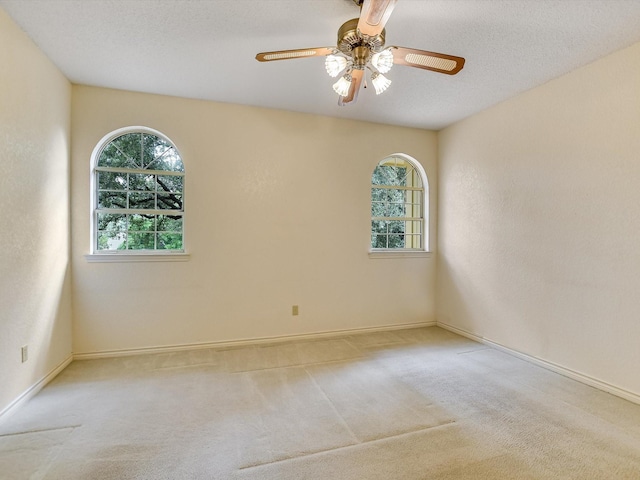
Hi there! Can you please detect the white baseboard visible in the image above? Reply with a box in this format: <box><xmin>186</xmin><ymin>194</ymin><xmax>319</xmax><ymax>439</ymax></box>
<box><xmin>0</xmin><ymin>355</ymin><xmax>73</xmax><ymax>422</ymax></box>
<box><xmin>436</xmin><ymin>322</ymin><xmax>483</xmax><ymax>342</ymax></box>
<box><xmin>73</xmin><ymin>321</ymin><xmax>437</xmax><ymax>360</ymax></box>
<box><xmin>437</xmin><ymin>321</ymin><xmax>640</xmax><ymax>406</ymax></box>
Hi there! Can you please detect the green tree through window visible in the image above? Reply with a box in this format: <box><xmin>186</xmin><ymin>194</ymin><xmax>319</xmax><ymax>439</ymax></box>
<box><xmin>371</xmin><ymin>156</ymin><xmax>424</xmax><ymax>249</ymax></box>
<box><xmin>94</xmin><ymin>129</ymin><xmax>184</xmax><ymax>252</ymax></box>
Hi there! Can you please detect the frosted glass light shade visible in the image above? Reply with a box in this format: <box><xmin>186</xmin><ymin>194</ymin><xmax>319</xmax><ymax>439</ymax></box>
<box><xmin>325</xmin><ymin>55</ymin><xmax>348</xmax><ymax>77</ymax></box>
<box><xmin>371</xmin><ymin>72</ymin><xmax>391</xmax><ymax>95</ymax></box>
<box><xmin>333</xmin><ymin>74</ymin><xmax>352</xmax><ymax>96</ymax></box>
<box><xmin>371</xmin><ymin>49</ymin><xmax>394</xmax><ymax>74</ymax></box>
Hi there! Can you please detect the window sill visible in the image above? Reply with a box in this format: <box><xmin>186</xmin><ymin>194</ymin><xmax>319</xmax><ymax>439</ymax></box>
<box><xmin>368</xmin><ymin>250</ymin><xmax>432</xmax><ymax>259</ymax></box>
<box><xmin>85</xmin><ymin>253</ymin><xmax>190</xmax><ymax>263</ymax></box>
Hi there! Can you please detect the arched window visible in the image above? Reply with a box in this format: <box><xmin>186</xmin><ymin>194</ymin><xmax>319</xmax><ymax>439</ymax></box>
<box><xmin>371</xmin><ymin>154</ymin><xmax>428</xmax><ymax>251</ymax></box>
<box><xmin>91</xmin><ymin>127</ymin><xmax>184</xmax><ymax>253</ymax></box>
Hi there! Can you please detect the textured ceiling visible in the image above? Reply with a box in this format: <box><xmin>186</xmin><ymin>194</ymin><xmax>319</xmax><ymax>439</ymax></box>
<box><xmin>3</xmin><ymin>0</ymin><xmax>640</xmax><ymax>130</ymax></box>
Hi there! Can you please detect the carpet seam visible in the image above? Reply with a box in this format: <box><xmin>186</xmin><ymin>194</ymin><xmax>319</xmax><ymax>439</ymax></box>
<box><xmin>0</xmin><ymin>425</ymin><xmax>81</xmax><ymax>438</ymax></box>
<box><xmin>227</xmin><ymin>355</ymin><xmax>366</xmax><ymax>374</ymax></box>
<box><xmin>34</xmin><ymin>426</ymin><xmax>80</xmax><ymax>480</ymax></box>
<box><xmin>303</xmin><ymin>366</ymin><xmax>361</xmax><ymax>446</ymax></box>
<box><xmin>237</xmin><ymin>421</ymin><xmax>457</xmax><ymax>471</ymax></box>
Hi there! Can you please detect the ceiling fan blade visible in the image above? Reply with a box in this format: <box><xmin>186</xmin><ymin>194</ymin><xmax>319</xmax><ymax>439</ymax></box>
<box><xmin>357</xmin><ymin>0</ymin><xmax>398</xmax><ymax>37</ymax></box>
<box><xmin>390</xmin><ymin>47</ymin><xmax>465</xmax><ymax>75</ymax></box>
<box><xmin>255</xmin><ymin>47</ymin><xmax>334</xmax><ymax>62</ymax></box>
<box><xmin>339</xmin><ymin>69</ymin><xmax>364</xmax><ymax>106</ymax></box>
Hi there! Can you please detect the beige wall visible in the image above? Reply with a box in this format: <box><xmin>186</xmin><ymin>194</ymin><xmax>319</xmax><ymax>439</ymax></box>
<box><xmin>438</xmin><ymin>41</ymin><xmax>640</xmax><ymax>396</ymax></box>
<box><xmin>0</xmin><ymin>8</ymin><xmax>72</xmax><ymax>414</ymax></box>
<box><xmin>71</xmin><ymin>86</ymin><xmax>438</xmax><ymax>354</ymax></box>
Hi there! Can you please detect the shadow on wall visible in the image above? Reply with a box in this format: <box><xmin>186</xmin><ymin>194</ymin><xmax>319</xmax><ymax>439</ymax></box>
<box><xmin>1</xmin><ymin>157</ymin><xmax>73</xmax><ymax>416</ymax></box>
<box><xmin>436</xmin><ymin>253</ymin><xmax>484</xmax><ymax>337</ymax></box>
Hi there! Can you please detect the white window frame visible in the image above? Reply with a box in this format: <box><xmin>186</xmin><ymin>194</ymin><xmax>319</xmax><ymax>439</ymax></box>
<box><xmin>369</xmin><ymin>153</ymin><xmax>430</xmax><ymax>258</ymax></box>
<box><xmin>87</xmin><ymin>126</ymin><xmax>189</xmax><ymax>262</ymax></box>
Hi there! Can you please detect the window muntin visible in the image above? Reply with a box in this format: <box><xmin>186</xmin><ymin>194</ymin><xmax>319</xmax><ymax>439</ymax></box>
<box><xmin>93</xmin><ymin>129</ymin><xmax>184</xmax><ymax>253</ymax></box>
<box><xmin>371</xmin><ymin>155</ymin><xmax>426</xmax><ymax>250</ymax></box>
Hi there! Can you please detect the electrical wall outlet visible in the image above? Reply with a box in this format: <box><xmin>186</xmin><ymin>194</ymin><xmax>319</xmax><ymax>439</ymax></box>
<box><xmin>21</xmin><ymin>345</ymin><xmax>28</xmax><ymax>363</ymax></box>
<box><xmin>292</xmin><ymin>305</ymin><xmax>299</xmax><ymax>316</ymax></box>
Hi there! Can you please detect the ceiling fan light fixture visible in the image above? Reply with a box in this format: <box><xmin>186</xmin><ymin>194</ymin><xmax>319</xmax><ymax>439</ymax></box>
<box><xmin>371</xmin><ymin>72</ymin><xmax>391</xmax><ymax>95</ymax></box>
<box><xmin>325</xmin><ymin>54</ymin><xmax>348</xmax><ymax>77</ymax></box>
<box><xmin>371</xmin><ymin>48</ymin><xmax>394</xmax><ymax>73</ymax></box>
<box><xmin>333</xmin><ymin>74</ymin><xmax>352</xmax><ymax>97</ymax></box>
<box><xmin>255</xmin><ymin>1</ymin><xmax>465</xmax><ymax>106</ymax></box>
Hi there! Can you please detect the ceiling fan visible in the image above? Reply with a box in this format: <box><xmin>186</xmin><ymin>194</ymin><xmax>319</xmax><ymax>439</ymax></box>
<box><xmin>255</xmin><ymin>0</ymin><xmax>465</xmax><ymax>106</ymax></box>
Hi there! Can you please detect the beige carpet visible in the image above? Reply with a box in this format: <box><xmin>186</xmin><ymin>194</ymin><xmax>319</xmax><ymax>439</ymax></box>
<box><xmin>1</xmin><ymin>327</ymin><xmax>639</xmax><ymax>479</ymax></box>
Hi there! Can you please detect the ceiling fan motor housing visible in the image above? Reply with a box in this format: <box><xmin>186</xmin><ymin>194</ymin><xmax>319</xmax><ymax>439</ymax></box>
<box><xmin>337</xmin><ymin>18</ymin><xmax>386</xmax><ymax>68</ymax></box>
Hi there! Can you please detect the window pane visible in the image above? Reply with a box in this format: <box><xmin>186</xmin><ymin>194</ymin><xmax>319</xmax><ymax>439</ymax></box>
<box><xmin>407</xmin><ymin>203</ymin><xmax>421</xmax><ymax>218</ymax></box>
<box><xmin>409</xmin><ymin>168</ymin><xmax>423</xmax><ymax>188</ymax></box>
<box><xmin>396</xmin><ymin>167</ymin><xmax>410</xmax><ymax>185</ymax></box>
<box><xmin>389</xmin><ymin>221</ymin><xmax>405</xmax><ymax>234</ymax></box>
<box><xmin>143</xmin><ymin>134</ymin><xmax>168</xmax><ymax>168</ymax></box>
<box><xmin>386</xmin><ymin>188</ymin><xmax>404</xmax><ymax>202</ymax></box>
<box><xmin>371</xmin><ymin>166</ymin><xmax>385</xmax><ymax>186</ymax></box>
<box><xmin>157</xmin><ymin>233</ymin><xmax>183</xmax><ymax>250</ymax></box>
<box><xmin>109</xmin><ymin>133</ymin><xmax>142</xmax><ymax>168</ymax></box>
<box><xmin>128</xmin><ymin>192</ymin><xmax>155</xmax><ymax>209</ymax></box>
<box><xmin>157</xmin><ymin>193</ymin><xmax>183</xmax><ymax>210</ymax></box>
<box><xmin>386</xmin><ymin>189</ymin><xmax>405</xmax><ymax>217</ymax></box>
<box><xmin>371</xmin><ymin>188</ymin><xmax>385</xmax><ymax>201</ymax></box>
<box><xmin>97</xmin><ymin>213</ymin><xmax>126</xmax><ymax>232</ymax></box>
<box><xmin>143</xmin><ymin>134</ymin><xmax>185</xmax><ymax>171</ymax></box>
<box><xmin>371</xmin><ymin>188</ymin><xmax>386</xmax><ymax>217</ymax></box>
<box><xmin>98</xmin><ymin>142</ymin><xmax>135</xmax><ymax>169</ymax></box>
<box><xmin>149</xmin><ymin>147</ymin><xmax>184</xmax><ymax>172</ymax></box>
<box><xmin>157</xmin><ymin>175</ymin><xmax>183</xmax><ymax>193</ymax></box>
<box><xmin>387</xmin><ymin>234</ymin><xmax>404</xmax><ymax>248</ymax></box>
<box><xmin>98</xmin><ymin>171</ymin><xmax>127</xmax><ymax>190</ymax></box>
<box><xmin>127</xmin><ymin>232</ymin><xmax>155</xmax><ymax>250</ymax></box>
<box><xmin>371</xmin><ymin>202</ymin><xmax>384</xmax><ymax>217</ymax></box>
<box><xmin>98</xmin><ymin>191</ymin><xmax>127</xmax><ymax>209</ymax></box>
<box><xmin>405</xmin><ymin>233</ymin><xmax>421</xmax><ymax>249</ymax></box>
<box><xmin>388</xmin><ymin>200</ymin><xmax>406</xmax><ymax>217</ymax></box>
<box><xmin>97</xmin><ymin>231</ymin><xmax>126</xmax><ymax>251</ymax></box>
<box><xmin>129</xmin><ymin>173</ymin><xmax>156</xmax><ymax>192</ymax></box>
<box><xmin>97</xmin><ymin>212</ymin><xmax>126</xmax><ymax>251</ymax></box>
<box><xmin>371</xmin><ymin>234</ymin><xmax>388</xmax><ymax>249</ymax></box>
<box><xmin>128</xmin><ymin>214</ymin><xmax>155</xmax><ymax>232</ymax></box>
<box><xmin>371</xmin><ymin>220</ymin><xmax>387</xmax><ymax>235</ymax></box>
<box><xmin>157</xmin><ymin>215</ymin><xmax>182</xmax><ymax>232</ymax></box>
<box><xmin>373</xmin><ymin>165</ymin><xmax>407</xmax><ymax>186</ymax></box>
